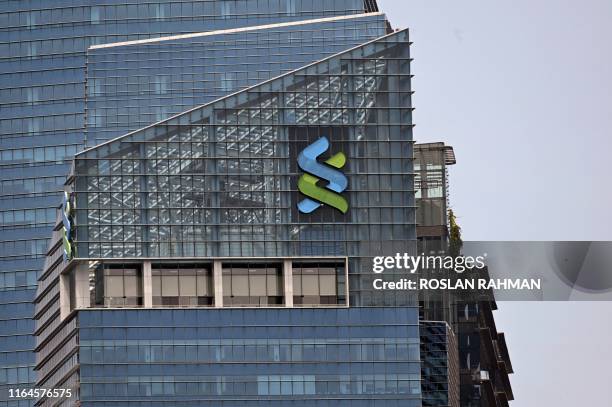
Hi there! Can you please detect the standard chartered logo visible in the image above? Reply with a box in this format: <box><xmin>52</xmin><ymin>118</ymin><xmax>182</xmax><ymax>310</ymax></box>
<box><xmin>297</xmin><ymin>136</ymin><xmax>348</xmax><ymax>214</ymax></box>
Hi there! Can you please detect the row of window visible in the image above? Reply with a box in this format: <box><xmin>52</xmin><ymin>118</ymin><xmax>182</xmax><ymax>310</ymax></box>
<box><xmin>0</xmin><ymin>239</ymin><xmax>48</xmax><ymax>258</ymax></box>
<box><xmin>0</xmin><ymin>67</ymin><xmax>81</xmax><ymax>89</ymax></box>
<box><xmin>0</xmin><ymin>318</ymin><xmax>33</xmax><ymax>334</ymax></box>
<box><xmin>78</xmin><ymin>307</ymin><xmax>419</xmax><ymax>330</ymax></box>
<box><xmin>1</xmin><ymin>0</ymin><xmax>361</xmax><ymax>28</ymax></box>
<box><xmin>54</xmin><ymin>402</ymin><xmax>420</xmax><ymax>407</ymax></box>
<box><xmin>79</xmin><ymin>374</ymin><xmax>421</xmax><ymax>398</ymax></box>
<box><xmin>81</xmin><ymin>204</ymin><xmax>413</xmax><ymax>219</ymax></box>
<box><xmin>85</xmin><ymin>263</ymin><xmax>343</xmax><ymax>308</ymax></box>
<box><xmin>80</xmin><ymin>341</ymin><xmax>421</xmax><ymax>364</ymax></box>
<box><xmin>0</xmin><ymin>366</ymin><xmax>34</xmax><ymax>385</ymax></box>
<box><xmin>0</xmin><ymin>270</ymin><xmax>38</xmax><ymax>290</ymax></box>
<box><xmin>76</xmin><ymin>126</ymin><xmax>411</xmax><ymax>162</ymax></box>
<box><xmin>2</xmin><ymin>30</ymin><xmax>351</xmax><ymax>59</ymax></box>
<box><xmin>0</xmin><ymin>332</ymin><xmax>39</xmax><ymax>352</ymax></box>
<box><xmin>79</xmin><ymin>188</ymin><xmax>411</xmax><ymax>204</ymax></box>
<box><xmin>85</xmin><ymin>72</ymin><xmax>396</xmax><ymax>98</ymax></box>
<box><xmin>0</xmin><ymin>83</ymin><xmax>83</xmax><ymax>106</ymax></box>
<box><xmin>87</xmin><ymin>107</ymin><xmax>412</xmax><ymax>128</ymax></box>
<box><xmin>79</xmin><ymin>336</ymin><xmax>419</xmax><ymax>346</ymax></box>
<box><xmin>79</xmin><ymin>239</ymin><xmax>409</xmax><ymax>259</ymax></box>
<box><xmin>79</xmin><ymin>330</ymin><xmax>421</xmax><ymax>347</ymax></box>
<box><xmin>0</xmin><ymin>302</ymin><xmax>35</xmax><ymax>320</ymax></box>
<box><xmin>0</xmin><ymin>207</ymin><xmax>56</xmax><ymax>226</ymax></box>
<box><xmin>80</xmin><ymin>179</ymin><xmax>414</xmax><ymax>194</ymax></box>
<box><xmin>77</xmin><ymin>138</ymin><xmax>410</xmax><ymax>163</ymax></box>
<box><xmin>0</xmin><ymin>115</ymin><xmax>82</xmax><ymax>135</ymax></box>
<box><xmin>86</xmin><ymin>84</ymin><xmax>408</xmax><ymax>99</ymax></box>
<box><xmin>0</xmin><ymin>176</ymin><xmax>65</xmax><ymax>196</ymax></box>
<box><xmin>80</xmin><ymin>163</ymin><xmax>409</xmax><ymax>179</ymax></box>
<box><xmin>0</xmin><ymin>349</ymin><xmax>33</xmax><ymax>368</ymax></box>
<box><xmin>78</xmin><ymin>227</ymin><xmax>412</xmax><ymax>242</ymax></box>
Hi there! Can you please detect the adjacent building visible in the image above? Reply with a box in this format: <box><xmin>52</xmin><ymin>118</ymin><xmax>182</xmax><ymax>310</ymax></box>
<box><xmin>456</xmin><ymin>298</ymin><xmax>514</xmax><ymax>407</ymax></box>
<box><xmin>420</xmin><ymin>320</ymin><xmax>460</xmax><ymax>407</ymax></box>
<box><xmin>414</xmin><ymin>142</ymin><xmax>514</xmax><ymax>406</ymax></box>
<box><xmin>414</xmin><ymin>142</ymin><xmax>457</xmax><ymax>325</ymax></box>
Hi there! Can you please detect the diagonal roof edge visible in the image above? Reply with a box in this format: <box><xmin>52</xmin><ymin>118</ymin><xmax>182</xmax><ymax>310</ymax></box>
<box><xmin>78</xmin><ymin>26</ymin><xmax>408</xmax><ymax>157</ymax></box>
<box><xmin>89</xmin><ymin>12</ymin><xmax>384</xmax><ymax>50</ymax></box>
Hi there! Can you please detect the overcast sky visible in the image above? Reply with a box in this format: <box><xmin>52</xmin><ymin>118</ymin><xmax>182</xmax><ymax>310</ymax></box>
<box><xmin>379</xmin><ymin>0</ymin><xmax>612</xmax><ymax>405</ymax></box>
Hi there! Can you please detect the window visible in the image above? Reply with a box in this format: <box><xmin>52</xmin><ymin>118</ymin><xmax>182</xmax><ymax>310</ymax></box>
<box><xmin>91</xmin><ymin>264</ymin><xmax>143</xmax><ymax>307</ymax></box>
<box><xmin>90</xmin><ymin>6</ymin><xmax>100</xmax><ymax>24</ymax></box>
<box><xmin>152</xmin><ymin>264</ymin><xmax>213</xmax><ymax>307</ymax></box>
<box><xmin>293</xmin><ymin>263</ymin><xmax>344</xmax><ymax>306</ymax></box>
<box><xmin>222</xmin><ymin>264</ymin><xmax>283</xmax><ymax>306</ymax></box>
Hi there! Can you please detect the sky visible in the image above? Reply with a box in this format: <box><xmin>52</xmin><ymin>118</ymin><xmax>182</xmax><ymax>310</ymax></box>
<box><xmin>378</xmin><ymin>0</ymin><xmax>612</xmax><ymax>405</ymax></box>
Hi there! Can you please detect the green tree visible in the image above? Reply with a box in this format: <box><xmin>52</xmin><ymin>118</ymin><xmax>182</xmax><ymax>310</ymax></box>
<box><xmin>448</xmin><ymin>209</ymin><xmax>463</xmax><ymax>257</ymax></box>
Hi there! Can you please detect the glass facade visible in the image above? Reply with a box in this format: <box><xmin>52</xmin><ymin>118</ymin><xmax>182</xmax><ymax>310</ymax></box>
<box><xmin>0</xmin><ymin>290</ymin><xmax>36</xmax><ymax>405</ymax></box>
<box><xmin>1</xmin><ymin>2</ymin><xmax>382</xmax><ymax>404</ymax></box>
<box><xmin>420</xmin><ymin>321</ymin><xmax>459</xmax><ymax>407</ymax></box>
<box><xmin>33</xmin><ymin>27</ymin><xmax>421</xmax><ymax>406</ymax></box>
<box><xmin>78</xmin><ymin>307</ymin><xmax>422</xmax><ymax>406</ymax></box>
<box><xmin>85</xmin><ymin>13</ymin><xmax>388</xmax><ymax>145</ymax></box>
<box><xmin>73</xmin><ymin>29</ymin><xmax>415</xmax><ymax>306</ymax></box>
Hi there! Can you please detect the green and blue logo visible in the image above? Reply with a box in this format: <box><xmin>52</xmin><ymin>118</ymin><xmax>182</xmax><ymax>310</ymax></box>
<box><xmin>297</xmin><ymin>136</ymin><xmax>349</xmax><ymax>214</ymax></box>
<box><xmin>61</xmin><ymin>191</ymin><xmax>74</xmax><ymax>262</ymax></box>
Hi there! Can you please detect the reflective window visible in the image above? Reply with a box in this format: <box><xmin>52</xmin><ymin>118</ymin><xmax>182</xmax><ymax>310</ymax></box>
<box><xmin>223</xmin><ymin>264</ymin><xmax>283</xmax><ymax>306</ymax></box>
<box><xmin>152</xmin><ymin>264</ymin><xmax>213</xmax><ymax>307</ymax></box>
<box><xmin>91</xmin><ymin>264</ymin><xmax>143</xmax><ymax>307</ymax></box>
<box><xmin>292</xmin><ymin>263</ymin><xmax>343</xmax><ymax>306</ymax></box>
<box><xmin>77</xmin><ymin>307</ymin><xmax>422</xmax><ymax>403</ymax></box>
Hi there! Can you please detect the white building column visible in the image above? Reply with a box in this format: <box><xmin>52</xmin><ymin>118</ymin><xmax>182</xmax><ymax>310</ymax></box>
<box><xmin>283</xmin><ymin>259</ymin><xmax>293</xmax><ymax>307</ymax></box>
<box><xmin>59</xmin><ymin>272</ymin><xmax>71</xmax><ymax>320</ymax></box>
<box><xmin>143</xmin><ymin>261</ymin><xmax>152</xmax><ymax>308</ymax></box>
<box><xmin>213</xmin><ymin>260</ymin><xmax>223</xmax><ymax>307</ymax></box>
<box><xmin>74</xmin><ymin>263</ymin><xmax>90</xmax><ymax>309</ymax></box>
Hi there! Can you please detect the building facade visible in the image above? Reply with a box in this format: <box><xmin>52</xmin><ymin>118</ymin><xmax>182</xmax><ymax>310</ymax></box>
<box><xmin>34</xmin><ymin>29</ymin><xmax>422</xmax><ymax>406</ymax></box>
<box><xmin>0</xmin><ymin>2</ymin><xmax>384</xmax><ymax>405</ymax></box>
<box><xmin>77</xmin><ymin>308</ymin><xmax>421</xmax><ymax>406</ymax></box>
<box><xmin>420</xmin><ymin>321</ymin><xmax>460</xmax><ymax>407</ymax></box>
<box><xmin>414</xmin><ymin>142</ymin><xmax>457</xmax><ymax>326</ymax></box>
<box><xmin>84</xmin><ymin>12</ymin><xmax>389</xmax><ymax>146</ymax></box>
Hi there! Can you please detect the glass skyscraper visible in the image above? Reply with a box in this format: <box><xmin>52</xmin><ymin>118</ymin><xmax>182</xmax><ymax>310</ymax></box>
<box><xmin>0</xmin><ymin>2</ymin><xmax>383</xmax><ymax>405</ymax></box>
<box><xmin>34</xmin><ymin>28</ymin><xmax>421</xmax><ymax>406</ymax></box>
